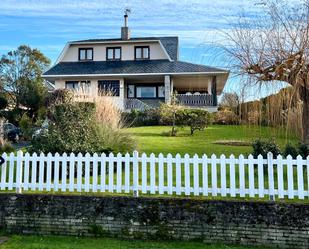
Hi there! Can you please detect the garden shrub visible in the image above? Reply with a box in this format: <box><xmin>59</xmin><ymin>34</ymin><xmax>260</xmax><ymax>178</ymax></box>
<box><xmin>123</xmin><ymin>109</ymin><xmax>160</xmax><ymax>127</ymax></box>
<box><xmin>283</xmin><ymin>143</ymin><xmax>309</xmax><ymax>158</ymax></box>
<box><xmin>252</xmin><ymin>139</ymin><xmax>281</xmax><ymax>158</ymax></box>
<box><xmin>298</xmin><ymin>143</ymin><xmax>309</xmax><ymax>158</ymax></box>
<box><xmin>254</xmin><ymin>141</ymin><xmax>309</xmax><ymax>159</ymax></box>
<box><xmin>31</xmin><ymin>101</ymin><xmax>136</xmax><ymax>154</ymax></box>
<box><xmin>0</xmin><ymin>119</ymin><xmax>14</xmax><ymax>154</ymax></box>
<box><xmin>178</xmin><ymin>109</ymin><xmax>210</xmax><ymax>135</ymax></box>
<box><xmin>30</xmin><ymin>102</ymin><xmax>104</xmax><ymax>154</ymax></box>
<box><xmin>214</xmin><ymin>110</ymin><xmax>238</xmax><ymax>125</ymax></box>
<box><xmin>0</xmin><ymin>140</ymin><xmax>14</xmax><ymax>154</ymax></box>
<box><xmin>158</xmin><ymin>104</ymin><xmax>212</xmax><ymax>136</ymax></box>
<box><xmin>19</xmin><ymin>113</ymin><xmax>34</xmax><ymax>140</ymax></box>
<box><xmin>45</xmin><ymin>89</ymin><xmax>73</xmax><ymax>107</ymax></box>
<box><xmin>36</xmin><ymin>106</ymin><xmax>47</xmax><ymax>122</ymax></box>
<box><xmin>283</xmin><ymin>143</ymin><xmax>298</xmax><ymax>159</ymax></box>
<box><xmin>1</xmin><ymin>108</ymin><xmax>23</xmax><ymax>125</ymax></box>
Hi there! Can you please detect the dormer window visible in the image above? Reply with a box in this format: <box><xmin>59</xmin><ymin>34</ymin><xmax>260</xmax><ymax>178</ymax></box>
<box><xmin>135</xmin><ymin>46</ymin><xmax>150</xmax><ymax>60</ymax></box>
<box><xmin>106</xmin><ymin>47</ymin><xmax>121</xmax><ymax>60</ymax></box>
<box><xmin>79</xmin><ymin>48</ymin><xmax>93</xmax><ymax>61</ymax></box>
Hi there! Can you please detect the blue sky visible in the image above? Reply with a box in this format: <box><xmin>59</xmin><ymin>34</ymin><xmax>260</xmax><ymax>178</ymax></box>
<box><xmin>0</xmin><ymin>0</ymin><xmax>292</xmax><ymax>99</ymax></box>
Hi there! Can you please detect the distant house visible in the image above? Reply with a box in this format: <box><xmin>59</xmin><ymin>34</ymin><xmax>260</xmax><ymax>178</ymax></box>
<box><xmin>43</xmin><ymin>14</ymin><xmax>229</xmax><ymax>111</ymax></box>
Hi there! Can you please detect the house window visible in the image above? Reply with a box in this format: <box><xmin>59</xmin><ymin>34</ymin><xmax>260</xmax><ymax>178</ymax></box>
<box><xmin>128</xmin><ymin>85</ymin><xmax>135</xmax><ymax>98</ymax></box>
<box><xmin>127</xmin><ymin>85</ymin><xmax>165</xmax><ymax>98</ymax></box>
<box><xmin>65</xmin><ymin>80</ymin><xmax>91</xmax><ymax>93</ymax></box>
<box><xmin>158</xmin><ymin>86</ymin><xmax>165</xmax><ymax>98</ymax></box>
<box><xmin>136</xmin><ymin>86</ymin><xmax>156</xmax><ymax>98</ymax></box>
<box><xmin>79</xmin><ymin>48</ymin><xmax>93</xmax><ymax>61</ymax></box>
<box><xmin>106</xmin><ymin>47</ymin><xmax>121</xmax><ymax>60</ymax></box>
<box><xmin>98</xmin><ymin>80</ymin><xmax>120</xmax><ymax>96</ymax></box>
<box><xmin>65</xmin><ymin>81</ymin><xmax>78</xmax><ymax>90</ymax></box>
<box><xmin>135</xmin><ymin>46</ymin><xmax>150</xmax><ymax>60</ymax></box>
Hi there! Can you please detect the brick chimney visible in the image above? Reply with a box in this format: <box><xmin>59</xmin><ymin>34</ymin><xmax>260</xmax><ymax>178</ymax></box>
<box><xmin>121</xmin><ymin>9</ymin><xmax>131</xmax><ymax>40</ymax></box>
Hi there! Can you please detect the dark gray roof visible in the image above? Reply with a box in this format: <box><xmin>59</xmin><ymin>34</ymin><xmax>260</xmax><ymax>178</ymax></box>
<box><xmin>43</xmin><ymin>80</ymin><xmax>55</xmax><ymax>91</ymax></box>
<box><xmin>71</xmin><ymin>36</ymin><xmax>178</xmax><ymax>61</ymax></box>
<box><xmin>43</xmin><ymin>59</ymin><xmax>228</xmax><ymax>76</ymax></box>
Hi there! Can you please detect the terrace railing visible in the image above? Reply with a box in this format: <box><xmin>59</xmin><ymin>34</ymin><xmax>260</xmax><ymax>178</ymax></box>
<box><xmin>176</xmin><ymin>94</ymin><xmax>213</xmax><ymax>107</ymax></box>
<box><xmin>0</xmin><ymin>151</ymin><xmax>308</xmax><ymax>200</ymax></box>
<box><xmin>124</xmin><ymin>98</ymin><xmax>150</xmax><ymax>111</ymax></box>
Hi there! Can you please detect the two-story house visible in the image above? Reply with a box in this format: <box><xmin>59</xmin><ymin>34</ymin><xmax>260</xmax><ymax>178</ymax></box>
<box><xmin>43</xmin><ymin>14</ymin><xmax>229</xmax><ymax>111</ymax></box>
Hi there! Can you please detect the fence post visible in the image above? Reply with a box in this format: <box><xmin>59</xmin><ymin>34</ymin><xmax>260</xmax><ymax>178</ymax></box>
<box><xmin>267</xmin><ymin>152</ymin><xmax>275</xmax><ymax>201</ymax></box>
<box><xmin>16</xmin><ymin>150</ymin><xmax>23</xmax><ymax>194</ymax></box>
<box><xmin>133</xmin><ymin>151</ymin><xmax>139</xmax><ymax>197</ymax></box>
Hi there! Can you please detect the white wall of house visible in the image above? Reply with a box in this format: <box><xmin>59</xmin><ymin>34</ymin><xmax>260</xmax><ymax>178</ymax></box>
<box><xmin>54</xmin><ymin>78</ymin><xmax>125</xmax><ymax>110</ymax></box>
<box><xmin>61</xmin><ymin>42</ymin><xmax>169</xmax><ymax>62</ymax></box>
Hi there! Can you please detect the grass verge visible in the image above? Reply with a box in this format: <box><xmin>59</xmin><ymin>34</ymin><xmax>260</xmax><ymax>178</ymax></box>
<box><xmin>0</xmin><ymin>235</ymin><xmax>274</xmax><ymax>249</ymax></box>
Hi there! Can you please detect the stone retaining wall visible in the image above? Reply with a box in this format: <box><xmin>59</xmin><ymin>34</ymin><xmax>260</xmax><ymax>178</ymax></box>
<box><xmin>0</xmin><ymin>194</ymin><xmax>308</xmax><ymax>248</ymax></box>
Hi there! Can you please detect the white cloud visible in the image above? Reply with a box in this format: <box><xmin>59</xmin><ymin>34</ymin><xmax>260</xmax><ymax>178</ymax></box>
<box><xmin>0</xmin><ymin>0</ymin><xmax>287</xmax><ymax>47</ymax></box>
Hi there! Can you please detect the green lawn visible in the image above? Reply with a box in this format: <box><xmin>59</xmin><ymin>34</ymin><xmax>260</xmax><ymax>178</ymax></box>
<box><xmin>0</xmin><ymin>235</ymin><xmax>272</xmax><ymax>249</ymax></box>
<box><xmin>0</xmin><ymin>124</ymin><xmax>305</xmax><ymax>201</ymax></box>
<box><xmin>127</xmin><ymin>125</ymin><xmax>299</xmax><ymax>156</ymax></box>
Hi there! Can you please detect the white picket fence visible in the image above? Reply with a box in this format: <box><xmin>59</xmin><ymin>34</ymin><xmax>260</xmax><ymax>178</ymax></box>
<box><xmin>0</xmin><ymin>151</ymin><xmax>309</xmax><ymax>200</ymax></box>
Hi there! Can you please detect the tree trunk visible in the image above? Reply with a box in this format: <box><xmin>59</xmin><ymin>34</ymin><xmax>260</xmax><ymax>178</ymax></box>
<box><xmin>171</xmin><ymin>111</ymin><xmax>176</xmax><ymax>136</ymax></box>
<box><xmin>302</xmin><ymin>98</ymin><xmax>309</xmax><ymax>144</ymax></box>
<box><xmin>301</xmin><ymin>86</ymin><xmax>309</xmax><ymax>144</ymax></box>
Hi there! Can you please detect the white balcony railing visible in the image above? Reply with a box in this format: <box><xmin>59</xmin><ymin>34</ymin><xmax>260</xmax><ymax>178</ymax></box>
<box><xmin>176</xmin><ymin>94</ymin><xmax>214</xmax><ymax>107</ymax></box>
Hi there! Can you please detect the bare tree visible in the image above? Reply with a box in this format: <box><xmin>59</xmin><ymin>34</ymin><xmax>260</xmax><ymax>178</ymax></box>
<box><xmin>220</xmin><ymin>92</ymin><xmax>240</xmax><ymax>114</ymax></box>
<box><xmin>223</xmin><ymin>0</ymin><xmax>309</xmax><ymax>143</ymax></box>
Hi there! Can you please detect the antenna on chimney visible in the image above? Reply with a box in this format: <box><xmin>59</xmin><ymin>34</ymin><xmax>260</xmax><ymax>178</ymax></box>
<box><xmin>124</xmin><ymin>8</ymin><xmax>131</xmax><ymax>27</ymax></box>
<box><xmin>121</xmin><ymin>8</ymin><xmax>131</xmax><ymax>40</ymax></box>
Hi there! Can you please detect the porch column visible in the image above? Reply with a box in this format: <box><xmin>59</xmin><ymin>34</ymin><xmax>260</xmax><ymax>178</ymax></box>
<box><xmin>207</xmin><ymin>79</ymin><xmax>212</xmax><ymax>94</ymax></box>
<box><xmin>211</xmin><ymin>76</ymin><xmax>217</xmax><ymax>106</ymax></box>
<box><xmin>164</xmin><ymin>75</ymin><xmax>171</xmax><ymax>104</ymax></box>
<box><xmin>91</xmin><ymin>79</ymin><xmax>98</xmax><ymax>96</ymax></box>
<box><xmin>119</xmin><ymin>79</ymin><xmax>125</xmax><ymax>110</ymax></box>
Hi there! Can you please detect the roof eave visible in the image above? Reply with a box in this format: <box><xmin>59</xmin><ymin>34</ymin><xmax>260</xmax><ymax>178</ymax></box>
<box><xmin>42</xmin><ymin>71</ymin><xmax>229</xmax><ymax>78</ymax></box>
<box><xmin>70</xmin><ymin>39</ymin><xmax>164</xmax><ymax>45</ymax></box>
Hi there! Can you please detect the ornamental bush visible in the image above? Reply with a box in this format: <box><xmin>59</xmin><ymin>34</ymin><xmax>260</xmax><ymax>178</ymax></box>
<box><xmin>298</xmin><ymin>143</ymin><xmax>309</xmax><ymax>158</ymax></box>
<box><xmin>252</xmin><ymin>139</ymin><xmax>281</xmax><ymax>158</ymax></box>
<box><xmin>178</xmin><ymin>109</ymin><xmax>211</xmax><ymax>135</ymax></box>
<box><xmin>19</xmin><ymin>113</ymin><xmax>34</xmax><ymax>140</ymax></box>
<box><xmin>283</xmin><ymin>143</ymin><xmax>309</xmax><ymax>159</ymax></box>
<box><xmin>45</xmin><ymin>89</ymin><xmax>74</xmax><ymax>108</ymax></box>
<box><xmin>30</xmin><ymin>101</ymin><xmax>136</xmax><ymax>155</ymax></box>
<box><xmin>122</xmin><ymin>108</ymin><xmax>160</xmax><ymax>127</ymax></box>
<box><xmin>30</xmin><ymin>102</ymin><xmax>101</xmax><ymax>154</ymax></box>
<box><xmin>283</xmin><ymin>143</ymin><xmax>298</xmax><ymax>159</ymax></box>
